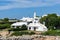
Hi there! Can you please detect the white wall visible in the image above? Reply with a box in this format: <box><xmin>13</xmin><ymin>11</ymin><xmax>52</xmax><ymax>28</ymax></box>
<box><xmin>36</xmin><ymin>26</ymin><xmax>47</xmax><ymax>31</ymax></box>
<box><xmin>28</xmin><ymin>26</ymin><xmax>47</xmax><ymax>31</ymax></box>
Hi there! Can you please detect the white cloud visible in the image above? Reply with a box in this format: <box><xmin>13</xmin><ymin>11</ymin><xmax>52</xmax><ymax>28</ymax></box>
<box><xmin>0</xmin><ymin>0</ymin><xmax>60</xmax><ymax>10</ymax></box>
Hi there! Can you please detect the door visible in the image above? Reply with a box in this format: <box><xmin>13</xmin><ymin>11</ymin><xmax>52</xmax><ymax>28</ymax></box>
<box><xmin>34</xmin><ymin>27</ymin><xmax>36</xmax><ymax>31</ymax></box>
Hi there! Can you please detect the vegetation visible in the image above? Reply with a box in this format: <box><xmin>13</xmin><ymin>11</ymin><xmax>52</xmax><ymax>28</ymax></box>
<box><xmin>3</xmin><ymin>18</ymin><xmax>9</xmax><ymax>22</ymax></box>
<box><xmin>0</xmin><ymin>18</ymin><xmax>18</xmax><ymax>30</ymax></box>
<box><xmin>40</xmin><ymin>14</ymin><xmax>60</xmax><ymax>36</ymax></box>
<box><xmin>0</xmin><ymin>23</ymin><xmax>10</xmax><ymax>29</ymax></box>
<box><xmin>40</xmin><ymin>13</ymin><xmax>60</xmax><ymax>30</ymax></box>
<box><xmin>41</xmin><ymin>30</ymin><xmax>60</xmax><ymax>36</ymax></box>
<box><xmin>21</xmin><ymin>25</ymin><xmax>27</xmax><ymax>30</ymax></box>
<box><xmin>0</xmin><ymin>14</ymin><xmax>60</xmax><ymax>36</ymax></box>
<box><xmin>11</xmin><ymin>31</ymin><xmax>35</xmax><ymax>36</ymax></box>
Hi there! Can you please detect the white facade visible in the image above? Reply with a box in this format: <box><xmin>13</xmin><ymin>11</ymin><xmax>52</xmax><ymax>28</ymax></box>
<box><xmin>11</xmin><ymin>12</ymin><xmax>48</xmax><ymax>31</ymax></box>
<box><xmin>11</xmin><ymin>22</ymin><xmax>27</xmax><ymax>28</ymax></box>
<box><xmin>28</xmin><ymin>23</ymin><xmax>47</xmax><ymax>31</ymax></box>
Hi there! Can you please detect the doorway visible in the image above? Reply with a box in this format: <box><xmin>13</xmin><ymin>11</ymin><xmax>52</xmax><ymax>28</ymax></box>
<box><xmin>34</xmin><ymin>27</ymin><xmax>36</xmax><ymax>31</ymax></box>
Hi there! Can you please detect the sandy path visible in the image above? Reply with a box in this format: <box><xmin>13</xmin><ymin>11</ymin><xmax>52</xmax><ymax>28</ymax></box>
<box><xmin>0</xmin><ymin>30</ymin><xmax>9</xmax><ymax>37</ymax></box>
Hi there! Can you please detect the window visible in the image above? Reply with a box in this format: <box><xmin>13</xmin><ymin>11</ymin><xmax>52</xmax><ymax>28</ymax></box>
<box><xmin>34</xmin><ymin>21</ymin><xmax>36</xmax><ymax>23</ymax></box>
<box><xmin>34</xmin><ymin>27</ymin><xmax>38</xmax><ymax>31</ymax></box>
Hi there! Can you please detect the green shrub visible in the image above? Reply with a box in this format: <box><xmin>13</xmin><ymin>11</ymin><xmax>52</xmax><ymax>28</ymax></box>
<box><xmin>21</xmin><ymin>25</ymin><xmax>27</xmax><ymax>30</ymax></box>
<box><xmin>0</xmin><ymin>23</ymin><xmax>10</xmax><ymax>29</ymax></box>
<box><xmin>29</xmin><ymin>32</ymin><xmax>35</xmax><ymax>35</ymax></box>
<box><xmin>8</xmin><ymin>28</ymin><xmax>21</xmax><ymax>31</ymax></box>
<box><xmin>0</xmin><ymin>26</ymin><xmax>7</xmax><ymax>29</ymax></box>
<box><xmin>11</xmin><ymin>31</ymin><xmax>35</xmax><ymax>36</ymax></box>
<box><xmin>41</xmin><ymin>30</ymin><xmax>60</xmax><ymax>36</ymax></box>
<box><xmin>11</xmin><ymin>31</ymin><xmax>22</xmax><ymax>36</ymax></box>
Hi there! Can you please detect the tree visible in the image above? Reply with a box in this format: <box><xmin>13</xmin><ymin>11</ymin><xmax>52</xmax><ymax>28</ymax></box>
<box><xmin>40</xmin><ymin>13</ymin><xmax>58</xmax><ymax>30</ymax></box>
<box><xmin>56</xmin><ymin>16</ymin><xmax>60</xmax><ymax>29</ymax></box>
<box><xmin>40</xmin><ymin>16</ymin><xmax>47</xmax><ymax>24</ymax></box>
<box><xmin>3</xmin><ymin>18</ymin><xmax>9</xmax><ymax>22</ymax></box>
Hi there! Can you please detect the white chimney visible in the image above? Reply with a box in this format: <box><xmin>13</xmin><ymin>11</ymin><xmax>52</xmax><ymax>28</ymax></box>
<box><xmin>34</xmin><ymin>12</ymin><xmax>36</xmax><ymax>18</ymax></box>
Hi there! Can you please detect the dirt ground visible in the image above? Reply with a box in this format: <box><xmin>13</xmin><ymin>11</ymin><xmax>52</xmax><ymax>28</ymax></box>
<box><xmin>0</xmin><ymin>30</ymin><xmax>9</xmax><ymax>37</ymax></box>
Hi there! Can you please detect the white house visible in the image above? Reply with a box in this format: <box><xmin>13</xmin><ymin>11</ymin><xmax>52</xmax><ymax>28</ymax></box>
<box><xmin>27</xmin><ymin>23</ymin><xmax>47</xmax><ymax>31</ymax></box>
<box><xmin>20</xmin><ymin>17</ymin><xmax>33</xmax><ymax>22</ymax></box>
<box><xmin>11</xmin><ymin>12</ymin><xmax>48</xmax><ymax>31</ymax></box>
<box><xmin>11</xmin><ymin>22</ymin><xmax>27</xmax><ymax>28</ymax></box>
<box><xmin>27</xmin><ymin>12</ymin><xmax>47</xmax><ymax>31</ymax></box>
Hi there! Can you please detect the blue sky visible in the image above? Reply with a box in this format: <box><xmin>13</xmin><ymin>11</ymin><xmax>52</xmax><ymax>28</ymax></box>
<box><xmin>0</xmin><ymin>0</ymin><xmax>60</xmax><ymax>19</ymax></box>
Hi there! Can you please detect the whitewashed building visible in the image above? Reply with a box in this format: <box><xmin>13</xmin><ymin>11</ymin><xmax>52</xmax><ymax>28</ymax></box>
<box><xmin>11</xmin><ymin>12</ymin><xmax>48</xmax><ymax>31</ymax></box>
<box><xmin>11</xmin><ymin>22</ymin><xmax>27</xmax><ymax>28</ymax></box>
<box><xmin>28</xmin><ymin>23</ymin><xmax>47</xmax><ymax>31</ymax></box>
<box><xmin>27</xmin><ymin>12</ymin><xmax>47</xmax><ymax>31</ymax></box>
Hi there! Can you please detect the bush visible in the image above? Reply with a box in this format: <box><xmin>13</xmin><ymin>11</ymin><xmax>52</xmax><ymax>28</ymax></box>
<box><xmin>8</xmin><ymin>28</ymin><xmax>21</xmax><ymax>31</ymax></box>
<box><xmin>29</xmin><ymin>32</ymin><xmax>35</xmax><ymax>35</ymax></box>
<box><xmin>21</xmin><ymin>25</ymin><xmax>27</xmax><ymax>30</ymax></box>
<box><xmin>11</xmin><ymin>31</ymin><xmax>22</xmax><ymax>36</ymax></box>
<box><xmin>0</xmin><ymin>26</ymin><xmax>7</xmax><ymax>29</ymax></box>
<box><xmin>11</xmin><ymin>31</ymin><xmax>35</xmax><ymax>36</ymax></box>
<box><xmin>41</xmin><ymin>30</ymin><xmax>60</xmax><ymax>36</ymax></box>
<box><xmin>0</xmin><ymin>24</ymin><xmax>10</xmax><ymax>29</ymax></box>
